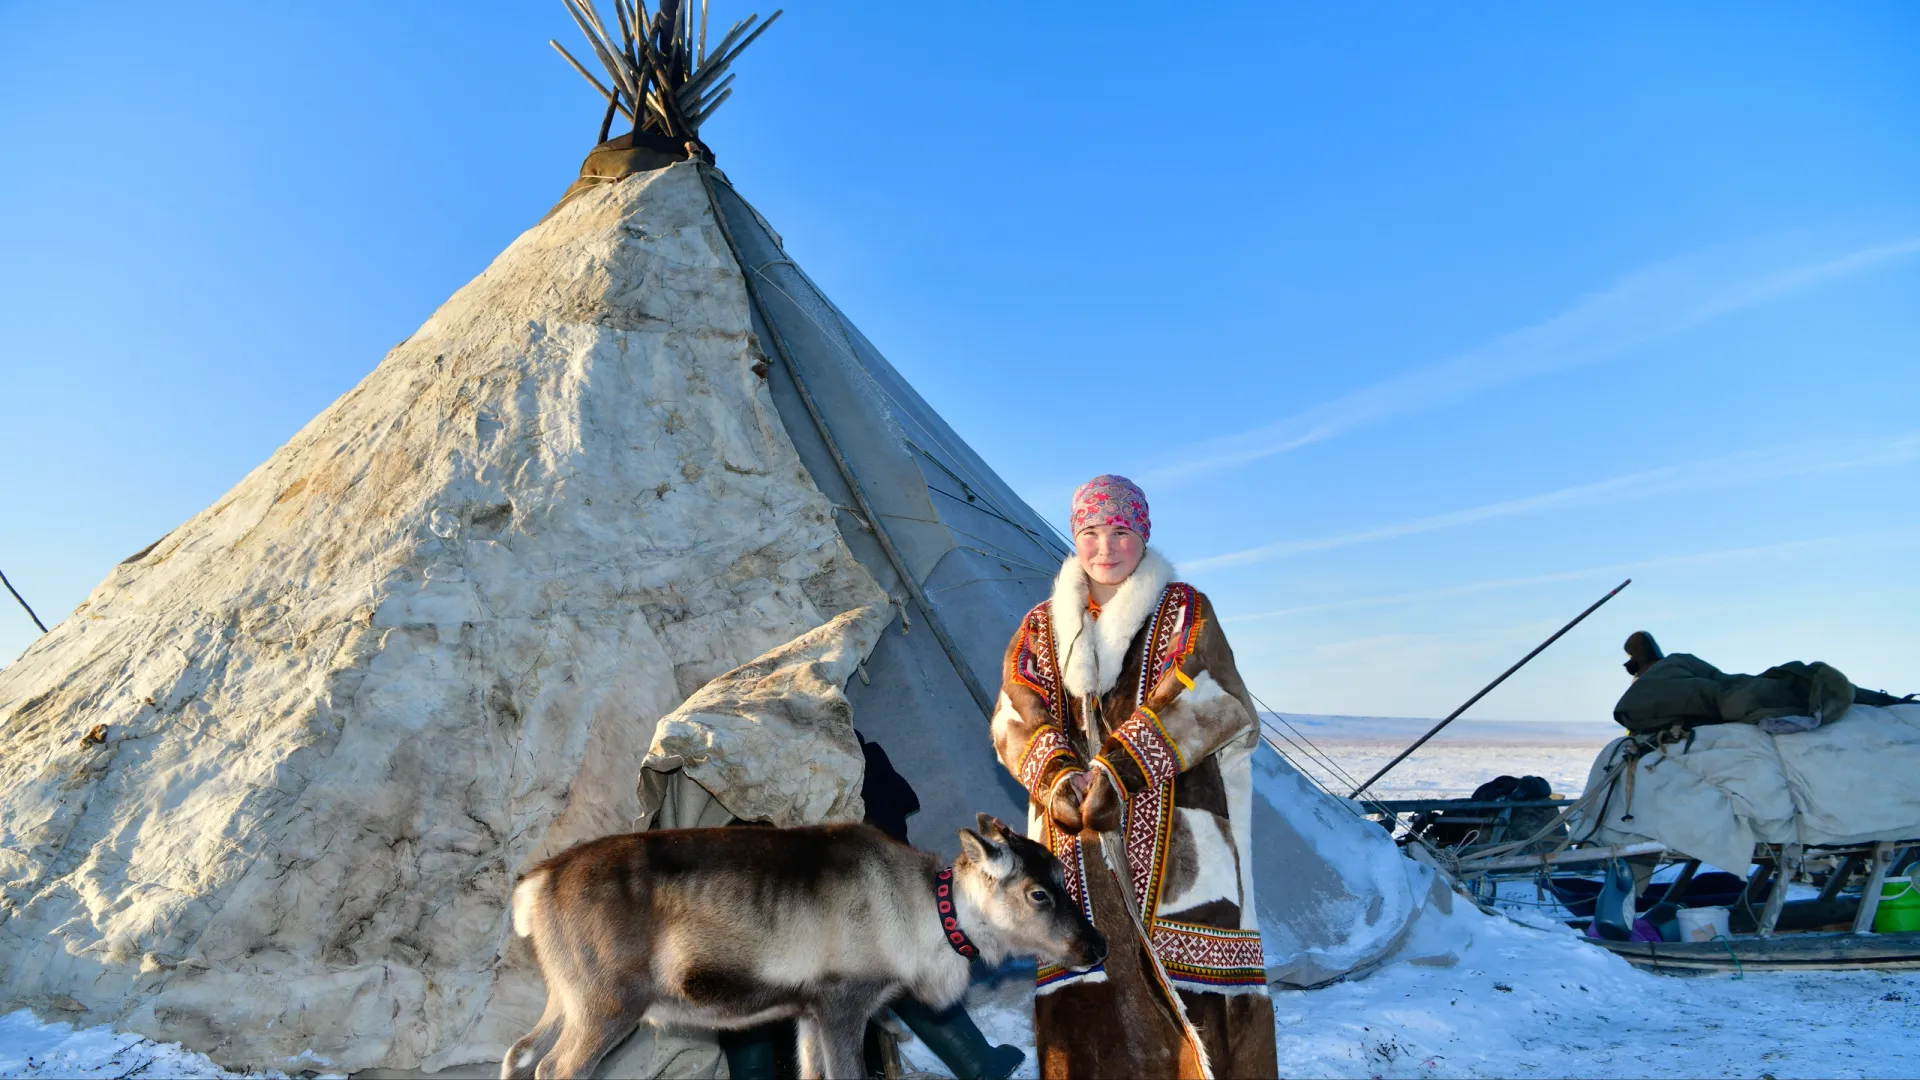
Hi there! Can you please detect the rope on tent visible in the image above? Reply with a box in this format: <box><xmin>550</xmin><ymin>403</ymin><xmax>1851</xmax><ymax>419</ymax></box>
<box><xmin>1245</xmin><ymin>688</ymin><xmax>1375</xmax><ymax>805</ymax></box>
<box><xmin>698</xmin><ymin>166</ymin><xmax>997</xmax><ymax>718</ymax></box>
<box><xmin>867</xmin><ymin>511</ymin><xmax>1061</xmax><ymax>578</ymax></box>
<box><xmin>945</xmin><ymin>544</ymin><xmax>1058</xmax><ymax>578</ymax></box>
<box><xmin>1</xmin><ymin>567</ymin><xmax>47</xmax><ymax>634</ymax></box>
<box><xmin>926</xmin><ymin>574</ymin><xmax>1051</xmax><ymax>596</ymax></box>
<box><xmin>1257</xmin><ymin>719</ymin><xmax>1354</xmax><ymax>799</ymax></box>
<box><xmin>736</xmin><ymin>233</ymin><xmax>1076</xmax><ymax>572</ymax></box>
<box><xmin>730</xmin><ymin>249</ymin><xmax>1072</xmax><ymax>570</ymax></box>
<box><xmin>1258</xmin><ymin>710</ymin><xmax>1369</xmax><ymax>798</ymax></box>
<box><xmin>906</xmin><ymin>439</ymin><xmax>1068</xmax><ymax>562</ymax></box>
<box><xmin>923</xmin><ymin>483</ymin><xmax>1067</xmax><ymax>565</ymax></box>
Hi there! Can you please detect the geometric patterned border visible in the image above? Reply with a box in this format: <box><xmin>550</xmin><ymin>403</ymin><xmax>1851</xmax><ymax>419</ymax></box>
<box><xmin>1018</xmin><ymin>726</ymin><xmax>1077</xmax><ymax>793</ymax></box>
<box><xmin>1010</xmin><ymin>604</ymin><xmax>1061</xmax><ymax>715</ymax></box>
<box><xmin>1149</xmin><ymin>919</ymin><xmax>1268</xmax><ymax>988</ymax></box>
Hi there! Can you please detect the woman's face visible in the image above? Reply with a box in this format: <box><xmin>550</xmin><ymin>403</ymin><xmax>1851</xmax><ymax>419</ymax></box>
<box><xmin>1075</xmin><ymin>524</ymin><xmax>1144</xmax><ymax>587</ymax></box>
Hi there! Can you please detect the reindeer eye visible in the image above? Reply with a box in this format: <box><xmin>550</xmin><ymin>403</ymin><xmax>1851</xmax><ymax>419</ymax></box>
<box><xmin>1029</xmin><ymin>888</ymin><xmax>1051</xmax><ymax>905</ymax></box>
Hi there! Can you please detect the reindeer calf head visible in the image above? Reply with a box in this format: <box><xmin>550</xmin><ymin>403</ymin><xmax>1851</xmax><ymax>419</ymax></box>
<box><xmin>954</xmin><ymin>813</ymin><xmax>1107</xmax><ymax>970</ymax></box>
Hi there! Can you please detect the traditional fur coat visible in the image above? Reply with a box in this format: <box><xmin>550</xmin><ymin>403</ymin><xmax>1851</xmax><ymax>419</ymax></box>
<box><xmin>992</xmin><ymin>550</ymin><xmax>1277</xmax><ymax>1079</ymax></box>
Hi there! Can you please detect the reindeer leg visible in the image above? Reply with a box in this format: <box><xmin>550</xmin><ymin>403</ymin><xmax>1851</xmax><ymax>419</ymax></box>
<box><xmin>501</xmin><ymin>997</ymin><xmax>564</xmax><ymax>1080</ymax></box>
<box><xmin>813</xmin><ymin>1011</ymin><xmax>870</xmax><ymax>1080</ymax></box>
<box><xmin>793</xmin><ymin>1014</ymin><xmax>826</xmax><ymax>1080</ymax></box>
<box><xmin>535</xmin><ymin>993</ymin><xmax>644</xmax><ymax>1080</ymax></box>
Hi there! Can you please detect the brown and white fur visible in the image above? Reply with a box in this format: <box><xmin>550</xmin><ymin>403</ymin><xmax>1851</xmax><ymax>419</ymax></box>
<box><xmin>503</xmin><ymin>814</ymin><xmax>1106</xmax><ymax>1080</ymax></box>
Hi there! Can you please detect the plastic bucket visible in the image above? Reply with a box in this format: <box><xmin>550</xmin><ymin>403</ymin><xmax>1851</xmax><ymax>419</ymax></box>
<box><xmin>1676</xmin><ymin>906</ymin><xmax>1732</xmax><ymax>942</ymax></box>
<box><xmin>1873</xmin><ymin>878</ymin><xmax>1920</xmax><ymax>933</ymax></box>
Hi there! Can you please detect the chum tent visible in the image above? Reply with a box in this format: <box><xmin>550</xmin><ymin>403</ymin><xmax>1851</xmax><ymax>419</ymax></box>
<box><xmin>0</xmin><ymin>5</ymin><xmax>1433</xmax><ymax>1073</ymax></box>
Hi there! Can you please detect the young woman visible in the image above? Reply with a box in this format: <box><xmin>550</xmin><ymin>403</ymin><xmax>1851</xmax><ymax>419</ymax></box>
<box><xmin>991</xmin><ymin>475</ymin><xmax>1278</xmax><ymax>1078</ymax></box>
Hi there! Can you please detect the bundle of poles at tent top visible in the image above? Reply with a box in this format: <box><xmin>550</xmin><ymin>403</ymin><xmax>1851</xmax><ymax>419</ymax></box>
<box><xmin>550</xmin><ymin>0</ymin><xmax>782</xmax><ymax>147</ymax></box>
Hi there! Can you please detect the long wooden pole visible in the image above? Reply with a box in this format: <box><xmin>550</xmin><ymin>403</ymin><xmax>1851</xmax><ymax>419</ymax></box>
<box><xmin>1348</xmin><ymin>578</ymin><xmax>1632</xmax><ymax>800</ymax></box>
<box><xmin>1</xmin><ymin>568</ymin><xmax>47</xmax><ymax>634</ymax></box>
<box><xmin>1455</xmin><ymin>840</ymin><xmax>1665</xmax><ymax>875</ymax></box>
<box><xmin>549</xmin><ymin>40</ymin><xmax>638</xmax><ymax>122</ymax></box>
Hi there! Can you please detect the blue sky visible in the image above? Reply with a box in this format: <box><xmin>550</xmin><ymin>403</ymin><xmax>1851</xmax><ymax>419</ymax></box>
<box><xmin>2</xmin><ymin>3</ymin><xmax>1915</xmax><ymax>725</ymax></box>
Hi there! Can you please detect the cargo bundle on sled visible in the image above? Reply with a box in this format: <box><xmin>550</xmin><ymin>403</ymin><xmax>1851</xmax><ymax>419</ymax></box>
<box><xmin>1362</xmin><ymin>630</ymin><xmax>1919</xmax><ymax>973</ymax></box>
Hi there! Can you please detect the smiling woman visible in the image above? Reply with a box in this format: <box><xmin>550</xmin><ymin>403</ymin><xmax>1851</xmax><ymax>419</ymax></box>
<box><xmin>990</xmin><ymin>475</ymin><xmax>1279</xmax><ymax>1078</ymax></box>
<box><xmin>1069</xmin><ymin>473</ymin><xmax>1151</xmax><ymax>604</ymax></box>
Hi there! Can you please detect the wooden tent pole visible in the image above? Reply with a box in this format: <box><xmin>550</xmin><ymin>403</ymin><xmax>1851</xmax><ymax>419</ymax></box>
<box><xmin>696</xmin><ymin>167</ymin><xmax>997</xmax><ymax>718</ymax></box>
<box><xmin>1455</xmin><ymin>840</ymin><xmax>1665</xmax><ymax>875</ymax></box>
<box><xmin>1349</xmin><ymin>578</ymin><xmax>1631</xmax><ymax>800</ymax></box>
<box><xmin>1</xmin><ymin>568</ymin><xmax>46</xmax><ymax>634</ymax></box>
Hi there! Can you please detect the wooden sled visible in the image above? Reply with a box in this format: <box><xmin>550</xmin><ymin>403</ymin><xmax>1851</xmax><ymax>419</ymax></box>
<box><xmin>1592</xmin><ymin>929</ymin><xmax>1920</xmax><ymax>973</ymax></box>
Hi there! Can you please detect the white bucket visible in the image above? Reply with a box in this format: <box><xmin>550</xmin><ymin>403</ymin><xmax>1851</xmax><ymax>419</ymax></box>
<box><xmin>1676</xmin><ymin>906</ymin><xmax>1732</xmax><ymax>942</ymax></box>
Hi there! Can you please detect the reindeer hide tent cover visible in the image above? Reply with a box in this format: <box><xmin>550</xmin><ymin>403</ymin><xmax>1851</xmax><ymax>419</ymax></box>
<box><xmin>0</xmin><ymin>9</ymin><xmax>1431</xmax><ymax>1074</ymax></box>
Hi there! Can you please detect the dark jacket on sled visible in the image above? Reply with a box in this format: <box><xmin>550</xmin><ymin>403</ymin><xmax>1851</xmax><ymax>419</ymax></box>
<box><xmin>1613</xmin><ymin>654</ymin><xmax>1901</xmax><ymax>734</ymax></box>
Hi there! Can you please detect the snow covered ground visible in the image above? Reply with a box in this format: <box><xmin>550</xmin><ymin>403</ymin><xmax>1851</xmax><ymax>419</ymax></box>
<box><xmin>896</xmin><ymin>721</ymin><xmax>1920</xmax><ymax>1080</ymax></box>
<box><xmin>16</xmin><ymin>902</ymin><xmax>1919</xmax><ymax>1080</ymax></box>
<box><xmin>11</xmin><ymin>721</ymin><xmax>1920</xmax><ymax>1080</ymax></box>
<box><xmin>11</xmin><ymin>891</ymin><xmax>1920</xmax><ymax>1080</ymax></box>
<box><xmin>0</xmin><ymin>1010</ymin><xmax>303</xmax><ymax>1078</ymax></box>
<box><xmin>900</xmin><ymin>897</ymin><xmax>1920</xmax><ymax>1080</ymax></box>
<box><xmin>1270</xmin><ymin>898</ymin><xmax>1920</xmax><ymax>1079</ymax></box>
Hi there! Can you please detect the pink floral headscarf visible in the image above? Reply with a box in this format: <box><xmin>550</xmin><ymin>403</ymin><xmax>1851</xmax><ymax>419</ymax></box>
<box><xmin>1070</xmin><ymin>474</ymin><xmax>1150</xmax><ymax>542</ymax></box>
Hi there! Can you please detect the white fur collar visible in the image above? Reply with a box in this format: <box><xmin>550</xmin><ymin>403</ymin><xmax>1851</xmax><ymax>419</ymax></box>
<box><xmin>1049</xmin><ymin>548</ymin><xmax>1176</xmax><ymax>703</ymax></box>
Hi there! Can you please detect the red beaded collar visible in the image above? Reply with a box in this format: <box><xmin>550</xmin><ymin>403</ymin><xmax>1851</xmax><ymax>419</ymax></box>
<box><xmin>933</xmin><ymin>867</ymin><xmax>978</xmax><ymax>959</ymax></box>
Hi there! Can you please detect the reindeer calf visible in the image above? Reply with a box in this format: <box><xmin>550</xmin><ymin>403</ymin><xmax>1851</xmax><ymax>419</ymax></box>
<box><xmin>504</xmin><ymin>814</ymin><xmax>1106</xmax><ymax>1079</ymax></box>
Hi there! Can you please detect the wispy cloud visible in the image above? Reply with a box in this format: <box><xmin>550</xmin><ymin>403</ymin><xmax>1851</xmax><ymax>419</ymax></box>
<box><xmin>1221</xmin><ymin>527</ymin><xmax>1920</xmax><ymax>624</ymax></box>
<box><xmin>1186</xmin><ymin>431</ymin><xmax>1920</xmax><ymax>572</ymax></box>
<box><xmin>1142</xmin><ymin>237</ymin><xmax>1920</xmax><ymax>485</ymax></box>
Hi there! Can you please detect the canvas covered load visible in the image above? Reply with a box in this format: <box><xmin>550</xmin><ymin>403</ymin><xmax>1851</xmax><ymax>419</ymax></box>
<box><xmin>1575</xmin><ymin>702</ymin><xmax>1920</xmax><ymax>872</ymax></box>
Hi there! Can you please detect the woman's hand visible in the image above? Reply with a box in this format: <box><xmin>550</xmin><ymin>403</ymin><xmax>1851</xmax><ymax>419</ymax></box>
<box><xmin>1047</xmin><ymin>771</ymin><xmax>1090</xmax><ymax>833</ymax></box>
<box><xmin>1079</xmin><ymin>768</ymin><xmax>1122</xmax><ymax>833</ymax></box>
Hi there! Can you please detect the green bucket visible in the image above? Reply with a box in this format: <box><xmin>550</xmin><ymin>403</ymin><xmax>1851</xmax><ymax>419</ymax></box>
<box><xmin>1873</xmin><ymin>877</ymin><xmax>1920</xmax><ymax>933</ymax></box>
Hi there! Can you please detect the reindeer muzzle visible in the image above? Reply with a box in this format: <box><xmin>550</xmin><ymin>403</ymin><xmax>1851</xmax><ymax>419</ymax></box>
<box><xmin>1069</xmin><ymin>926</ymin><xmax>1109</xmax><ymax>968</ymax></box>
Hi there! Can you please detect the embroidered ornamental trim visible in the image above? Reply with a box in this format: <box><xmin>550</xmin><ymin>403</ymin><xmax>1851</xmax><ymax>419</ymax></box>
<box><xmin>1127</xmin><ymin>774</ymin><xmax>1177</xmax><ymax>916</ymax></box>
<box><xmin>1149</xmin><ymin>921</ymin><xmax>1267</xmax><ymax>987</ymax></box>
<box><xmin>1136</xmin><ymin>582</ymin><xmax>1203</xmax><ymax>704</ymax></box>
<box><xmin>1036</xmin><ymin>958</ymin><xmax>1106</xmax><ymax>991</ymax></box>
<box><xmin>1009</xmin><ymin>605</ymin><xmax>1061</xmax><ymax>713</ymax></box>
<box><xmin>1102</xmin><ymin>582</ymin><xmax>1201</xmax><ymax>920</ymax></box>
<box><xmin>1017</xmin><ymin>727</ymin><xmax>1077</xmax><ymax>793</ymax></box>
<box><xmin>1042</xmin><ymin>818</ymin><xmax>1094</xmax><ymax>921</ymax></box>
<box><xmin>1035</xmin><ymin>825</ymin><xmax>1102</xmax><ymax>994</ymax></box>
<box><xmin>1109</xmin><ymin>706</ymin><xmax>1186</xmax><ymax>787</ymax></box>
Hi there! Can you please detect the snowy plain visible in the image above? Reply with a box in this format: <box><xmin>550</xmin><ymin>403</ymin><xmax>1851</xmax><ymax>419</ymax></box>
<box><xmin>9</xmin><ymin>720</ymin><xmax>1920</xmax><ymax>1079</ymax></box>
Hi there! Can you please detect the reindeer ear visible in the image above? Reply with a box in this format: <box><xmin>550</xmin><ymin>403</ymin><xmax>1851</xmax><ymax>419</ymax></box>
<box><xmin>976</xmin><ymin>813</ymin><xmax>1011</xmax><ymax>840</ymax></box>
<box><xmin>957</xmin><ymin>828</ymin><xmax>1014</xmax><ymax>880</ymax></box>
<box><xmin>957</xmin><ymin>828</ymin><xmax>991</xmax><ymax>865</ymax></box>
